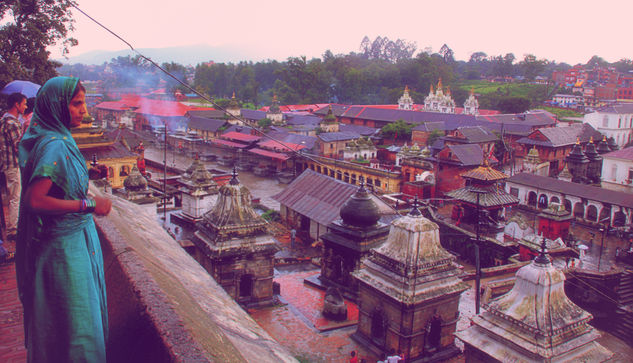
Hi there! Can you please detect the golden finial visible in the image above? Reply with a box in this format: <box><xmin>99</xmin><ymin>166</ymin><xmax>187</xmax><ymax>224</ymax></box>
<box><xmin>437</xmin><ymin>78</ymin><xmax>443</xmax><ymax>90</ymax></box>
<box><xmin>232</xmin><ymin>91</ymin><xmax>236</xmax><ymax>99</ymax></box>
<box><xmin>590</xmin><ymin>136</ymin><xmax>594</xmax><ymax>143</ymax></box>
<box><xmin>470</xmin><ymin>87</ymin><xmax>475</xmax><ymax>95</ymax></box>
<box><xmin>576</xmin><ymin>137</ymin><xmax>580</xmax><ymax>145</ymax></box>
<box><xmin>603</xmin><ymin>135</ymin><xmax>607</xmax><ymax>142</ymax></box>
<box><xmin>404</xmin><ymin>85</ymin><xmax>409</xmax><ymax>93</ymax></box>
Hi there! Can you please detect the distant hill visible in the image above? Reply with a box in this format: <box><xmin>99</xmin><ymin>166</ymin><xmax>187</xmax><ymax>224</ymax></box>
<box><xmin>56</xmin><ymin>44</ymin><xmax>268</xmax><ymax>66</ymax></box>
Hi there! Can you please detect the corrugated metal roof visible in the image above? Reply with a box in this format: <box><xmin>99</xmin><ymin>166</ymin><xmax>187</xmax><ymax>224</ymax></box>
<box><xmin>188</xmin><ymin>117</ymin><xmax>226</xmax><ymax>132</ymax></box>
<box><xmin>272</xmin><ymin>169</ymin><xmax>394</xmax><ymax>226</ymax></box>
<box><xmin>318</xmin><ymin>131</ymin><xmax>360</xmax><ymax>142</ymax></box>
<box><xmin>447</xmin><ymin>144</ymin><xmax>485</xmax><ymax>166</ymax></box>
<box><xmin>507</xmin><ymin>173</ymin><xmax>633</xmax><ymax>209</ymax></box>
<box><xmin>517</xmin><ymin>124</ymin><xmax>602</xmax><ymax>147</ymax></box>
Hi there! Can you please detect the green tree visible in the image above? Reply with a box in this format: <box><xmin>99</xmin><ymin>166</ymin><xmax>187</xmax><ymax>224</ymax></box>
<box><xmin>257</xmin><ymin>118</ymin><xmax>272</xmax><ymax>129</ymax></box>
<box><xmin>519</xmin><ymin>54</ymin><xmax>547</xmax><ymax>81</ymax></box>
<box><xmin>496</xmin><ymin>96</ymin><xmax>530</xmax><ymax>113</ymax></box>
<box><xmin>381</xmin><ymin>119</ymin><xmax>413</xmax><ymax>140</ymax></box>
<box><xmin>426</xmin><ymin>129</ymin><xmax>443</xmax><ymax>146</ymax></box>
<box><xmin>0</xmin><ymin>0</ymin><xmax>77</xmax><ymax>86</ymax></box>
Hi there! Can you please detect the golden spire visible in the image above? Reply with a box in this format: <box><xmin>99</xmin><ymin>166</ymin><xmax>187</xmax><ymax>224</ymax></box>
<box><xmin>437</xmin><ymin>78</ymin><xmax>443</xmax><ymax>90</ymax></box>
<box><xmin>470</xmin><ymin>87</ymin><xmax>475</xmax><ymax>96</ymax></box>
<box><xmin>429</xmin><ymin>84</ymin><xmax>434</xmax><ymax>94</ymax></box>
<box><xmin>590</xmin><ymin>136</ymin><xmax>594</xmax><ymax>143</ymax></box>
<box><xmin>576</xmin><ymin>137</ymin><xmax>580</xmax><ymax>144</ymax></box>
<box><xmin>231</xmin><ymin>91</ymin><xmax>236</xmax><ymax>99</ymax></box>
<box><xmin>404</xmin><ymin>85</ymin><xmax>409</xmax><ymax>93</ymax></box>
<box><xmin>603</xmin><ymin>135</ymin><xmax>607</xmax><ymax>142</ymax></box>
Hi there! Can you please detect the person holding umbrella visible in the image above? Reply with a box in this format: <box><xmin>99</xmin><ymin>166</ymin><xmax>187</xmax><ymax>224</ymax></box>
<box><xmin>1</xmin><ymin>92</ymin><xmax>27</xmax><ymax>239</ymax></box>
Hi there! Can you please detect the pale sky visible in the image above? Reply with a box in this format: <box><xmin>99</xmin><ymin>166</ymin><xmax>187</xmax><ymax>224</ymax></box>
<box><xmin>50</xmin><ymin>0</ymin><xmax>633</xmax><ymax>65</ymax></box>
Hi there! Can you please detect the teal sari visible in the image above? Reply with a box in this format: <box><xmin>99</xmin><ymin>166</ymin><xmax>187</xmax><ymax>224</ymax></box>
<box><xmin>17</xmin><ymin>77</ymin><xmax>107</xmax><ymax>362</ymax></box>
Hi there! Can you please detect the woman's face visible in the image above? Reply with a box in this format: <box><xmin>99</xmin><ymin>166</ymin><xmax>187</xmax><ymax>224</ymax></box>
<box><xmin>68</xmin><ymin>89</ymin><xmax>86</xmax><ymax>128</ymax></box>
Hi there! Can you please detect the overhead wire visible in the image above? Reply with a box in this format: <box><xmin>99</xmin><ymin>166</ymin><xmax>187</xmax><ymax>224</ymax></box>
<box><xmin>71</xmin><ymin>4</ymin><xmax>326</xmax><ymax>169</ymax></box>
<box><xmin>72</xmin><ymin>4</ymin><xmax>457</xmax><ymax>220</ymax></box>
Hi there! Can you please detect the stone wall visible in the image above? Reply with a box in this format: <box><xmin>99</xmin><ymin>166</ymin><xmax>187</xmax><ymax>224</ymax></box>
<box><xmin>91</xmin><ymin>185</ymin><xmax>296</xmax><ymax>362</ymax></box>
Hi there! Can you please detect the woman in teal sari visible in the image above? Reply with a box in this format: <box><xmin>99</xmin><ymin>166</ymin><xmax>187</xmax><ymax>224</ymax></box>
<box><xmin>16</xmin><ymin>76</ymin><xmax>112</xmax><ymax>362</ymax></box>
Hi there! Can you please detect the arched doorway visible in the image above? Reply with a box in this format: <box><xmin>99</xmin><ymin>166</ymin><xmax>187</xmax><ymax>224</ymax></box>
<box><xmin>613</xmin><ymin>211</ymin><xmax>627</xmax><ymax>227</ymax></box>
<box><xmin>564</xmin><ymin>199</ymin><xmax>572</xmax><ymax>212</ymax></box>
<box><xmin>344</xmin><ymin>172</ymin><xmax>350</xmax><ymax>183</ymax></box>
<box><xmin>573</xmin><ymin>203</ymin><xmax>585</xmax><ymax>218</ymax></box>
<box><xmin>527</xmin><ymin>191</ymin><xmax>537</xmax><ymax>207</ymax></box>
<box><xmin>551</xmin><ymin>196</ymin><xmax>560</xmax><ymax>205</ymax></box>
<box><xmin>538</xmin><ymin>194</ymin><xmax>548</xmax><ymax>209</ymax></box>
<box><xmin>586</xmin><ymin>205</ymin><xmax>598</xmax><ymax>222</ymax></box>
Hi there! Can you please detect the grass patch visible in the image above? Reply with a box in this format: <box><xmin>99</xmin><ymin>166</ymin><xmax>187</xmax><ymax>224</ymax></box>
<box><xmin>540</xmin><ymin>106</ymin><xmax>583</xmax><ymax>119</ymax></box>
<box><xmin>457</xmin><ymin>80</ymin><xmax>547</xmax><ymax>99</ymax></box>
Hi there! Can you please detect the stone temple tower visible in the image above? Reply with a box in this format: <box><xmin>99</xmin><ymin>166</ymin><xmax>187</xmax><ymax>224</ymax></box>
<box><xmin>456</xmin><ymin>240</ymin><xmax>613</xmax><ymax>362</ymax></box>
<box><xmin>192</xmin><ymin>169</ymin><xmax>279</xmax><ymax>307</ymax></box>
<box><xmin>178</xmin><ymin>157</ymin><xmax>218</xmax><ymax>222</ymax></box>
<box><xmin>352</xmin><ymin>204</ymin><xmax>468</xmax><ymax>362</ymax></box>
<box><xmin>320</xmin><ymin>181</ymin><xmax>390</xmax><ymax>298</ymax></box>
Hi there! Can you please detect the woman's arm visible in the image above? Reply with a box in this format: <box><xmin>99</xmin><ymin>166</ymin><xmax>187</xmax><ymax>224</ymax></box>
<box><xmin>25</xmin><ymin>177</ymin><xmax>112</xmax><ymax>216</ymax></box>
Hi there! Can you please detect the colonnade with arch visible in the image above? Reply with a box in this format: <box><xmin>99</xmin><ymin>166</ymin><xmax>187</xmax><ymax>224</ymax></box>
<box><xmin>508</xmin><ymin>183</ymin><xmax>632</xmax><ymax>227</ymax></box>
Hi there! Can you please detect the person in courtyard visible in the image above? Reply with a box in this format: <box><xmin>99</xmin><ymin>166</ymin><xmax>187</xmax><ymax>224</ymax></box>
<box><xmin>1</xmin><ymin>92</ymin><xmax>27</xmax><ymax>240</ymax></box>
<box><xmin>348</xmin><ymin>350</ymin><xmax>358</xmax><ymax>363</ymax></box>
<box><xmin>16</xmin><ymin>77</ymin><xmax>111</xmax><ymax>362</ymax></box>
<box><xmin>386</xmin><ymin>348</ymin><xmax>402</xmax><ymax>363</ymax></box>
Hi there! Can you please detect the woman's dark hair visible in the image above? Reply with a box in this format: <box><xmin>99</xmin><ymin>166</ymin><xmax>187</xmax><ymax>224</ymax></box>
<box><xmin>72</xmin><ymin>81</ymin><xmax>86</xmax><ymax>97</ymax></box>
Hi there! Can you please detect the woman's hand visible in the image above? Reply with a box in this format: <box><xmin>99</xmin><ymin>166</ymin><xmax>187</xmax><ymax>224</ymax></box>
<box><xmin>93</xmin><ymin>196</ymin><xmax>112</xmax><ymax>216</ymax></box>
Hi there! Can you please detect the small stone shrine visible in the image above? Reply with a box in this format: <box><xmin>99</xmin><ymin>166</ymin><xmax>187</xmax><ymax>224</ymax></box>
<box><xmin>352</xmin><ymin>202</ymin><xmax>468</xmax><ymax>362</ymax></box>
<box><xmin>323</xmin><ymin>286</ymin><xmax>347</xmax><ymax>321</ymax></box>
<box><xmin>178</xmin><ymin>157</ymin><xmax>219</xmax><ymax>222</ymax></box>
<box><xmin>192</xmin><ymin>169</ymin><xmax>279</xmax><ymax>307</ymax></box>
<box><xmin>456</xmin><ymin>241</ymin><xmax>613</xmax><ymax>362</ymax></box>
<box><xmin>319</xmin><ymin>181</ymin><xmax>390</xmax><ymax>299</ymax></box>
<box><xmin>564</xmin><ymin>138</ymin><xmax>589</xmax><ymax>183</ymax></box>
<box><xmin>584</xmin><ymin>137</ymin><xmax>603</xmax><ymax>184</ymax></box>
<box><xmin>121</xmin><ymin>165</ymin><xmax>159</xmax><ymax>214</ymax></box>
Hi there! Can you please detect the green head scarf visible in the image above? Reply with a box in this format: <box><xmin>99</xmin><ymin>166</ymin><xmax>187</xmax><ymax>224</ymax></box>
<box><xmin>19</xmin><ymin>76</ymin><xmax>81</xmax><ymax>168</ymax></box>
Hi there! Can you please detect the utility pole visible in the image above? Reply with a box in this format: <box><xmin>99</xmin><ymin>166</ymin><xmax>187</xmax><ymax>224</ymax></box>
<box><xmin>473</xmin><ymin>189</ymin><xmax>485</xmax><ymax>315</ymax></box>
<box><xmin>163</xmin><ymin>124</ymin><xmax>167</xmax><ymax>226</ymax></box>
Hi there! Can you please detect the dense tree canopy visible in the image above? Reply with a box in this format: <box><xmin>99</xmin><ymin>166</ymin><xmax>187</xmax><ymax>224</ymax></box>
<box><xmin>0</xmin><ymin>0</ymin><xmax>77</xmax><ymax>86</ymax></box>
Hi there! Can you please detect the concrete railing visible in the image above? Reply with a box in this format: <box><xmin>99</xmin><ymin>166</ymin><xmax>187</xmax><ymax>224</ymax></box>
<box><xmin>91</xmin><ymin>185</ymin><xmax>296</xmax><ymax>362</ymax></box>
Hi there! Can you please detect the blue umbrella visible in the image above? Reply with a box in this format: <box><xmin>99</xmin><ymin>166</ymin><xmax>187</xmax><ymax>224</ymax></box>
<box><xmin>1</xmin><ymin>80</ymin><xmax>41</xmax><ymax>98</ymax></box>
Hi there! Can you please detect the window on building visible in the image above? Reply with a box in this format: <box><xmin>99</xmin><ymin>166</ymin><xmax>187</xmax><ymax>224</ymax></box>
<box><xmin>611</xmin><ymin>164</ymin><xmax>618</xmax><ymax>180</ymax></box>
<box><xmin>510</xmin><ymin>187</ymin><xmax>519</xmax><ymax>197</ymax></box>
<box><xmin>628</xmin><ymin>168</ymin><xmax>633</xmax><ymax>182</ymax></box>
<box><xmin>375</xmin><ymin>179</ymin><xmax>381</xmax><ymax>188</ymax></box>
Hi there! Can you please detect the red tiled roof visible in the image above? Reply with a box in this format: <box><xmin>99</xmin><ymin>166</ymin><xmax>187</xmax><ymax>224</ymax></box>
<box><xmin>134</xmin><ymin>98</ymin><xmax>206</xmax><ymax>117</ymax></box>
<box><xmin>258</xmin><ymin>139</ymin><xmax>305</xmax><ymax>152</ymax></box>
<box><xmin>212</xmin><ymin>139</ymin><xmax>250</xmax><ymax>148</ymax></box>
<box><xmin>248</xmin><ymin>148</ymin><xmax>289</xmax><ymax>161</ymax></box>
<box><xmin>221</xmin><ymin>131</ymin><xmax>261</xmax><ymax>142</ymax></box>
<box><xmin>95</xmin><ymin>101</ymin><xmax>132</xmax><ymax>111</ymax></box>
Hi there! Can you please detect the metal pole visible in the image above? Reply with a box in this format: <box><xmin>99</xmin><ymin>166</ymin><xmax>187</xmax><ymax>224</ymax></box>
<box><xmin>163</xmin><ymin>123</ymin><xmax>167</xmax><ymax>225</ymax></box>
<box><xmin>475</xmin><ymin>192</ymin><xmax>481</xmax><ymax>315</ymax></box>
<box><xmin>598</xmin><ymin>224</ymin><xmax>606</xmax><ymax>271</ymax></box>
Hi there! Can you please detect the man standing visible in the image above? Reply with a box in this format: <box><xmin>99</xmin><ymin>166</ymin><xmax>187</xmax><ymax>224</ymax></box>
<box><xmin>1</xmin><ymin>92</ymin><xmax>26</xmax><ymax>239</ymax></box>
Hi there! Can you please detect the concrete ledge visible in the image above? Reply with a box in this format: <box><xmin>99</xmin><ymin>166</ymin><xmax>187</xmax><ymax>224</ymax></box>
<box><xmin>91</xmin><ymin>185</ymin><xmax>296</xmax><ymax>362</ymax></box>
